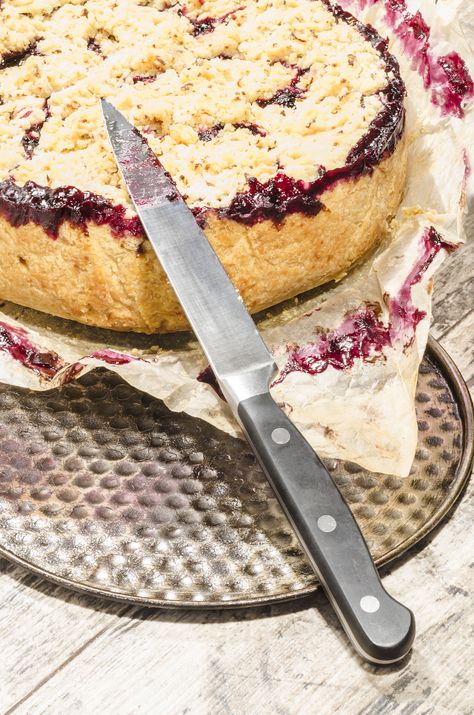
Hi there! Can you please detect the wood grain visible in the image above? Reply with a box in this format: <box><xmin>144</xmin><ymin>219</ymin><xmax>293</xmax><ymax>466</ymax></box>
<box><xmin>0</xmin><ymin>241</ymin><xmax>472</xmax><ymax>715</ymax></box>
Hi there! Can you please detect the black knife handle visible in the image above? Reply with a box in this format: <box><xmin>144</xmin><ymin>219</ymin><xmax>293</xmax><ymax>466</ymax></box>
<box><xmin>238</xmin><ymin>391</ymin><xmax>415</xmax><ymax>664</ymax></box>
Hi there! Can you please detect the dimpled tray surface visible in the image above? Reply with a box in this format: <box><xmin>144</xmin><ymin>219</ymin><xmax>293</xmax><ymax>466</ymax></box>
<box><xmin>0</xmin><ymin>337</ymin><xmax>471</xmax><ymax>607</ymax></box>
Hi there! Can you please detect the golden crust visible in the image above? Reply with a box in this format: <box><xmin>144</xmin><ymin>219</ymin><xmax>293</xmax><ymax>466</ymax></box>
<box><xmin>0</xmin><ymin>134</ymin><xmax>407</xmax><ymax>333</ymax></box>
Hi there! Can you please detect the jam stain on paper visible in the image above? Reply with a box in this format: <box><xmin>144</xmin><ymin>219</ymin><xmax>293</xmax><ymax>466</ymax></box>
<box><xmin>337</xmin><ymin>0</ymin><xmax>474</xmax><ymax>117</ymax></box>
<box><xmin>0</xmin><ymin>326</ymin><xmax>136</xmax><ymax>378</ymax></box>
<box><xmin>0</xmin><ymin>322</ymin><xmax>64</xmax><ymax>378</ymax></box>
<box><xmin>89</xmin><ymin>349</ymin><xmax>135</xmax><ymax>366</ymax></box>
<box><xmin>272</xmin><ymin>227</ymin><xmax>455</xmax><ymax>385</ymax></box>
<box><xmin>272</xmin><ymin>308</ymin><xmax>391</xmax><ymax>385</ymax></box>
<box><xmin>387</xmin><ymin>227</ymin><xmax>455</xmax><ymax>338</ymax></box>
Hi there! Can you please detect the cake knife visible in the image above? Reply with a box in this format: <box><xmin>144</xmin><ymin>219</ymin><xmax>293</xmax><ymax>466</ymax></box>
<box><xmin>101</xmin><ymin>99</ymin><xmax>415</xmax><ymax>665</ymax></box>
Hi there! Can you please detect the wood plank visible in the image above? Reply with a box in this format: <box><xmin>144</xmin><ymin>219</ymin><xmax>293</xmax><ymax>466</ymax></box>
<box><xmin>431</xmin><ymin>241</ymin><xmax>474</xmax><ymax>341</ymax></box>
<box><xmin>436</xmin><ymin>310</ymin><xmax>474</xmax><ymax>387</ymax></box>
<box><xmin>0</xmin><ymin>560</ymin><xmax>134</xmax><ymax>712</ymax></box>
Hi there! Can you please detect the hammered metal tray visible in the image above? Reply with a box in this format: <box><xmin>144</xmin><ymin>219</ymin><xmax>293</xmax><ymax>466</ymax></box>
<box><xmin>0</xmin><ymin>336</ymin><xmax>471</xmax><ymax>607</ymax></box>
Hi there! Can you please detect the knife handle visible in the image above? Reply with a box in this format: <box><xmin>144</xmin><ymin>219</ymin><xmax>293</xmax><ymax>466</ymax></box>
<box><xmin>237</xmin><ymin>391</ymin><xmax>415</xmax><ymax>664</ymax></box>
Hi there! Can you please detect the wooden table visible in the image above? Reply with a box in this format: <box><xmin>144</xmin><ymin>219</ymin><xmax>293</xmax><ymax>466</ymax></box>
<box><xmin>0</xmin><ymin>237</ymin><xmax>472</xmax><ymax>715</ymax></box>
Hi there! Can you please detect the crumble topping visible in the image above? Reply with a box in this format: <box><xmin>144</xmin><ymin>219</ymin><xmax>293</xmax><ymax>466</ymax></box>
<box><xmin>0</xmin><ymin>0</ymin><xmax>394</xmax><ymax>211</ymax></box>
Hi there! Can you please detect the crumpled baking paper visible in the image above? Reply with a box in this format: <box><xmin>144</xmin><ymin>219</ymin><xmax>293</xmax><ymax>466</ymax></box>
<box><xmin>0</xmin><ymin>0</ymin><xmax>471</xmax><ymax>477</ymax></box>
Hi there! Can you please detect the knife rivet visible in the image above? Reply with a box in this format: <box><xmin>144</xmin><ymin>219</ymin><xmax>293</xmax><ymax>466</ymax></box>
<box><xmin>317</xmin><ymin>515</ymin><xmax>337</xmax><ymax>533</ymax></box>
<box><xmin>271</xmin><ymin>428</ymin><xmax>291</xmax><ymax>445</ymax></box>
<box><xmin>360</xmin><ymin>596</ymin><xmax>380</xmax><ymax>613</ymax></box>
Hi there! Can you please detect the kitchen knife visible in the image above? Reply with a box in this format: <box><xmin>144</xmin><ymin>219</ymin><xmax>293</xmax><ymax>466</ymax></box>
<box><xmin>101</xmin><ymin>99</ymin><xmax>415</xmax><ymax>664</ymax></box>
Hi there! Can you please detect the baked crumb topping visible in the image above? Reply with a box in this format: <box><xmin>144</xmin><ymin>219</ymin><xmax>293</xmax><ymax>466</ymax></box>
<box><xmin>0</xmin><ymin>0</ymin><xmax>397</xmax><ymax>212</ymax></box>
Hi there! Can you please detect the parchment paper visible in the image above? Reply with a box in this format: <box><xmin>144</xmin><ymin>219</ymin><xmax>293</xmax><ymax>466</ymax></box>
<box><xmin>0</xmin><ymin>0</ymin><xmax>472</xmax><ymax>477</ymax></box>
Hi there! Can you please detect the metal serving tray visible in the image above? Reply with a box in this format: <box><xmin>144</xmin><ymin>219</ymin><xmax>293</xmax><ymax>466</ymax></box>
<box><xmin>0</xmin><ymin>336</ymin><xmax>471</xmax><ymax>607</ymax></box>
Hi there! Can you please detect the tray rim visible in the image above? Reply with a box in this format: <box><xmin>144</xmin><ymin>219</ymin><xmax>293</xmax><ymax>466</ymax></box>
<box><xmin>0</xmin><ymin>335</ymin><xmax>472</xmax><ymax>610</ymax></box>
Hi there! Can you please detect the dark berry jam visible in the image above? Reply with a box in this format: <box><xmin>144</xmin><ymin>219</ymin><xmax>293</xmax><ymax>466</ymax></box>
<box><xmin>388</xmin><ymin>227</ymin><xmax>455</xmax><ymax>336</ymax></box>
<box><xmin>257</xmin><ymin>68</ymin><xmax>309</xmax><ymax>109</ymax></box>
<box><xmin>87</xmin><ymin>37</ymin><xmax>102</xmax><ymax>55</ymax></box>
<box><xmin>198</xmin><ymin>123</ymin><xmax>266</xmax><ymax>141</ymax></box>
<box><xmin>0</xmin><ymin>42</ymin><xmax>38</xmax><ymax>69</ymax></box>
<box><xmin>436</xmin><ymin>52</ymin><xmax>474</xmax><ymax>117</ymax></box>
<box><xmin>132</xmin><ymin>74</ymin><xmax>157</xmax><ymax>84</ymax></box>
<box><xmin>188</xmin><ymin>6</ymin><xmax>244</xmax><ymax>36</ymax></box>
<box><xmin>0</xmin><ymin>322</ymin><xmax>63</xmax><ymax>377</ymax></box>
<box><xmin>272</xmin><ymin>307</ymin><xmax>391</xmax><ymax>385</ymax></box>
<box><xmin>22</xmin><ymin>125</ymin><xmax>42</xmax><ymax>159</ymax></box>
<box><xmin>234</xmin><ymin>123</ymin><xmax>266</xmax><ymax>137</ymax></box>
<box><xmin>198</xmin><ymin>124</ymin><xmax>224</xmax><ymax>141</ymax></box>
<box><xmin>223</xmin><ymin>173</ymin><xmax>323</xmax><ymax>224</ymax></box>
<box><xmin>191</xmin><ymin>16</ymin><xmax>218</xmax><ymax>36</ymax></box>
<box><xmin>21</xmin><ymin>101</ymin><xmax>50</xmax><ymax>159</ymax></box>
<box><xmin>0</xmin><ymin>181</ymin><xmax>144</xmax><ymax>239</ymax></box>
<box><xmin>257</xmin><ymin>85</ymin><xmax>304</xmax><ymax>109</ymax></box>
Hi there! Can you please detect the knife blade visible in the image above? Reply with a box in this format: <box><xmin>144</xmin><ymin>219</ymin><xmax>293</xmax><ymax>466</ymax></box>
<box><xmin>102</xmin><ymin>99</ymin><xmax>415</xmax><ymax>664</ymax></box>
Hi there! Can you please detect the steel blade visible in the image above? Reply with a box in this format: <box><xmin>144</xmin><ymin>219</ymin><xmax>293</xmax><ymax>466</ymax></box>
<box><xmin>101</xmin><ymin>100</ymin><xmax>275</xmax><ymax>392</ymax></box>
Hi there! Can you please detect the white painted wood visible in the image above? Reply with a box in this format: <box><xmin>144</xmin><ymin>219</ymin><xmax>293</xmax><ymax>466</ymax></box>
<box><xmin>0</xmin><ymin>244</ymin><xmax>472</xmax><ymax>715</ymax></box>
<box><xmin>431</xmin><ymin>241</ymin><xmax>474</xmax><ymax>342</ymax></box>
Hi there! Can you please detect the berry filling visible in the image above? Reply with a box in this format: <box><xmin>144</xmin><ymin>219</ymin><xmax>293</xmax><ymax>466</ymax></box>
<box><xmin>0</xmin><ymin>181</ymin><xmax>143</xmax><ymax>239</ymax></box>
<box><xmin>257</xmin><ymin>68</ymin><xmax>309</xmax><ymax>109</ymax></box>
<box><xmin>132</xmin><ymin>74</ymin><xmax>158</xmax><ymax>84</ymax></box>
<box><xmin>21</xmin><ymin>101</ymin><xmax>51</xmax><ymax>159</ymax></box>
<box><xmin>197</xmin><ymin>124</ymin><xmax>224</xmax><ymax>141</ymax></box>
<box><xmin>0</xmin><ymin>42</ymin><xmax>38</xmax><ymax>69</ymax></box>
<box><xmin>186</xmin><ymin>6</ymin><xmax>245</xmax><ymax>36</ymax></box>
<box><xmin>234</xmin><ymin>123</ymin><xmax>266</xmax><ymax>137</ymax></box>
<box><xmin>87</xmin><ymin>37</ymin><xmax>102</xmax><ymax>55</ymax></box>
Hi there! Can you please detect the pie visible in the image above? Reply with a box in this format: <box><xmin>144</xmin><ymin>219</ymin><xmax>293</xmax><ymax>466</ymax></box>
<box><xmin>0</xmin><ymin>0</ymin><xmax>407</xmax><ymax>333</ymax></box>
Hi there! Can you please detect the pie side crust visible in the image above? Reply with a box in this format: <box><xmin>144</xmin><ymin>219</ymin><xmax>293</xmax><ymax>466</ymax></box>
<box><xmin>0</xmin><ymin>133</ymin><xmax>406</xmax><ymax>333</ymax></box>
